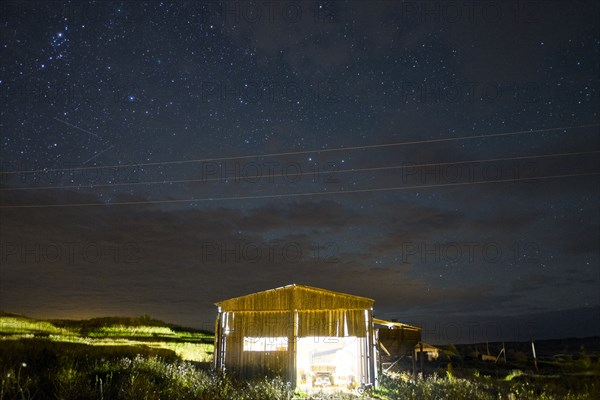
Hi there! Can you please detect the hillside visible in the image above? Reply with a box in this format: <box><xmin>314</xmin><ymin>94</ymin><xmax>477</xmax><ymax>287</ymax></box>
<box><xmin>0</xmin><ymin>312</ymin><xmax>213</xmax><ymax>362</ymax></box>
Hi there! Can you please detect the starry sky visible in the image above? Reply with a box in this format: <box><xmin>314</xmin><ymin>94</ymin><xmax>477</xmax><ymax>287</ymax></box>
<box><xmin>0</xmin><ymin>1</ymin><xmax>599</xmax><ymax>344</ymax></box>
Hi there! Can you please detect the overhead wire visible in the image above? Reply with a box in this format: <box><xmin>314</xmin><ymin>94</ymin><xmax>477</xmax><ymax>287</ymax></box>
<box><xmin>0</xmin><ymin>149</ymin><xmax>598</xmax><ymax>191</ymax></box>
<box><xmin>1</xmin><ymin>172</ymin><xmax>597</xmax><ymax>209</ymax></box>
<box><xmin>1</xmin><ymin>123</ymin><xmax>598</xmax><ymax>175</ymax></box>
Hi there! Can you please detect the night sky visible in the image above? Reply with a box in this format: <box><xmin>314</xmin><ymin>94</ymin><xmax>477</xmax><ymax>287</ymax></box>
<box><xmin>1</xmin><ymin>1</ymin><xmax>599</xmax><ymax>344</ymax></box>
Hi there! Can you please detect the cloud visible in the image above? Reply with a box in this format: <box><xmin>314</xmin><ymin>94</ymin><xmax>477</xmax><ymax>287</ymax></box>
<box><xmin>561</xmin><ymin>223</ymin><xmax>600</xmax><ymax>255</ymax></box>
<box><xmin>239</xmin><ymin>200</ymin><xmax>362</xmax><ymax>232</ymax></box>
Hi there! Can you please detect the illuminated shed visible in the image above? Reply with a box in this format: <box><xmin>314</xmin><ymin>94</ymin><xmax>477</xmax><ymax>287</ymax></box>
<box><xmin>214</xmin><ymin>284</ymin><xmax>377</xmax><ymax>390</ymax></box>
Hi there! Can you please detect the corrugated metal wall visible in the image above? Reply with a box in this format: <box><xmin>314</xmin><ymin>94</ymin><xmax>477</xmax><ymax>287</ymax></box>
<box><xmin>214</xmin><ymin>285</ymin><xmax>376</xmax><ymax>383</ymax></box>
<box><xmin>217</xmin><ymin>311</ymin><xmax>292</xmax><ymax>379</ymax></box>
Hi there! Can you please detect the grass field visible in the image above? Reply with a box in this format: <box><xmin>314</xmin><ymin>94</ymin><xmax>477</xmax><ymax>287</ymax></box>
<box><xmin>1</xmin><ymin>313</ymin><xmax>598</xmax><ymax>399</ymax></box>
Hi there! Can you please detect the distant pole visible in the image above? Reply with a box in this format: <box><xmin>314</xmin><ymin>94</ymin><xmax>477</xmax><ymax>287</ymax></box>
<box><xmin>531</xmin><ymin>338</ymin><xmax>538</xmax><ymax>372</ymax></box>
<box><xmin>502</xmin><ymin>342</ymin><xmax>506</xmax><ymax>363</ymax></box>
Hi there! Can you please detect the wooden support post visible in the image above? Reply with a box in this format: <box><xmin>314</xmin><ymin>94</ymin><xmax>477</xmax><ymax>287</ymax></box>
<box><xmin>369</xmin><ymin>310</ymin><xmax>378</xmax><ymax>388</ymax></box>
<box><xmin>377</xmin><ymin>329</ymin><xmax>382</xmax><ymax>375</ymax></box>
<box><xmin>419</xmin><ymin>342</ymin><xmax>424</xmax><ymax>377</ymax></box>
<box><xmin>412</xmin><ymin>347</ymin><xmax>416</xmax><ymax>381</ymax></box>
<box><xmin>214</xmin><ymin>312</ymin><xmax>221</xmax><ymax>370</ymax></box>
<box><xmin>289</xmin><ymin>310</ymin><xmax>298</xmax><ymax>387</ymax></box>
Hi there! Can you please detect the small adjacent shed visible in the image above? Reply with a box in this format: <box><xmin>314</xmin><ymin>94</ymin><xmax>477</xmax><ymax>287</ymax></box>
<box><xmin>375</xmin><ymin>318</ymin><xmax>422</xmax><ymax>358</ymax></box>
<box><xmin>214</xmin><ymin>284</ymin><xmax>377</xmax><ymax>389</ymax></box>
<box><xmin>374</xmin><ymin>318</ymin><xmax>422</xmax><ymax>374</ymax></box>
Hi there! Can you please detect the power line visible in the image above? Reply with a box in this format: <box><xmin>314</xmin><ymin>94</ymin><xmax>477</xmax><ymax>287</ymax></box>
<box><xmin>1</xmin><ymin>171</ymin><xmax>597</xmax><ymax>209</ymax></box>
<box><xmin>1</xmin><ymin>150</ymin><xmax>598</xmax><ymax>192</ymax></box>
<box><xmin>1</xmin><ymin>123</ymin><xmax>598</xmax><ymax>175</ymax></box>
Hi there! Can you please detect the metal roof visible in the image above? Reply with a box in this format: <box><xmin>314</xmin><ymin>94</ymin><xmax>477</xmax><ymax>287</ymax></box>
<box><xmin>215</xmin><ymin>283</ymin><xmax>374</xmax><ymax>311</ymax></box>
<box><xmin>373</xmin><ymin>317</ymin><xmax>421</xmax><ymax>331</ymax></box>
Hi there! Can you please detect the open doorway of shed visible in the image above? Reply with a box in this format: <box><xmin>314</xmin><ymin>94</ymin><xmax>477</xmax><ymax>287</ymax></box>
<box><xmin>296</xmin><ymin>336</ymin><xmax>367</xmax><ymax>391</ymax></box>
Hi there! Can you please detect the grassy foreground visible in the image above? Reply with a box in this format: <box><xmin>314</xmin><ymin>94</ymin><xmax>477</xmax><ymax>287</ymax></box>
<box><xmin>2</xmin><ymin>344</ymin><xmax>598</xmax><ymax>400</ymax></box>
<box><xmin>1</xmin><ymin>313</ymin><xmax>598</xmax><ymax>399</ymax></box>
<box><xmin>0</xmin><ymin>340</ymin><xmax>291</xmax><ymax>400</ymax></box>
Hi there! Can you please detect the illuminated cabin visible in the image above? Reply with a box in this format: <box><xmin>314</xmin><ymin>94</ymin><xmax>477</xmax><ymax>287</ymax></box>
<box><xmin>214</xmin><ymin>284</ymin><xmax>377</xmax><ymax>390</ymax></box>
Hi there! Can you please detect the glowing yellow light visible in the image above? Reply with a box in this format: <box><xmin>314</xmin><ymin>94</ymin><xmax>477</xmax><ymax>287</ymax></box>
<box><xmin>296</xmin><ymin>336</ymin><xmax>364</xmax><ymax>390</ymax></box>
